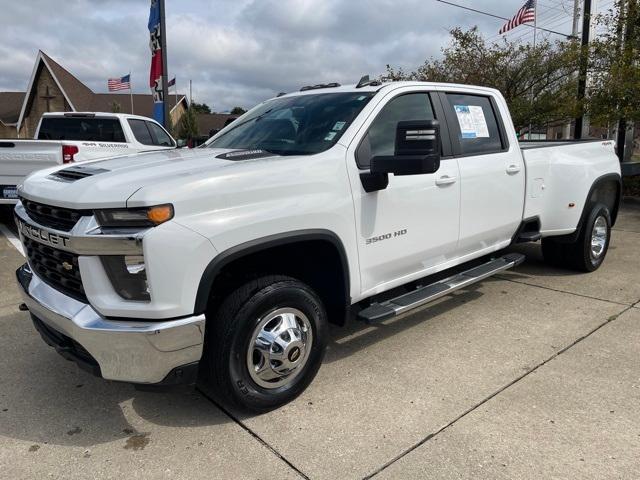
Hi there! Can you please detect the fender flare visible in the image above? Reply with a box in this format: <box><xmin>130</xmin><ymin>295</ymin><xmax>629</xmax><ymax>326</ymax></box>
<box><xmin>561</xmin><ymin>172</ymin><xmax>621</xmax><ymax>243</ymax></box>
<box><xmin>193</xmin><ymin>229</ymin><xmax>351</xmax><ymax>315</ymax></box>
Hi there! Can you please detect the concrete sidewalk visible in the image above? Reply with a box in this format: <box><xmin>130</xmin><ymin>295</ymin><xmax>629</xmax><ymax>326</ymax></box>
<box><xmin>0</xmin><ymin>204</ymin><xmax>639</xmax><ymax>479</ymax></box>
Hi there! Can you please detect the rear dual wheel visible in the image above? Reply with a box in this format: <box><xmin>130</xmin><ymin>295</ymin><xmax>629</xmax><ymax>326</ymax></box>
<box><xmin>542</xmin><ymin>203</ymin><xmax>611</xmax><ymax>272</ymax></box>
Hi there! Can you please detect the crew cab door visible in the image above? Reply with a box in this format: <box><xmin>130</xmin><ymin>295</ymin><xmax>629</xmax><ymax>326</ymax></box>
<box><xmin>126</xmin><ymin>118</ymin><xmax>177</xmax><ymax>151</ymax></box>
<box><xmin>438</xmin><ymin>90</ymin><xmax>525</xmax><ymax>256</ymax></box>
<box><xmin>346</xmin><ymin>89</ymin><xmax>460</xmax><ymax>297</ymax></box>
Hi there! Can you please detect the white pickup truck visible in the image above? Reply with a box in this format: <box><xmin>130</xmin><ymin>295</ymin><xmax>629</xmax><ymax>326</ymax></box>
<box><xmin>0</xmin><ymin>112</ymin><xmax>176</xmax><ymax>204</ymax></box>
<box><xmin>14</xmin><ymin>81</ymin><xmax>621</xmax><ymax>412</ymax></box>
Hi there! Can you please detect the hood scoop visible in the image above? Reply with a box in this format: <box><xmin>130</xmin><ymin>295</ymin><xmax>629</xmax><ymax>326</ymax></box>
<box><xmin>216</xmin><ymin>149</ymin><xmax>276</xmax><ymax>161</ymax></box>
<box><xmin>50</xmin><ymin>165</ymin><xmax>110</xmax><ymax>182</ymax></box>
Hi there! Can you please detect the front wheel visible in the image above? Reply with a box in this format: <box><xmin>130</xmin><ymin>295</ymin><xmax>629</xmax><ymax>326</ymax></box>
<box><xmin>200</xmin><ymin>275</ymin><xmax>328</xmax><ymax>412</ymax></box>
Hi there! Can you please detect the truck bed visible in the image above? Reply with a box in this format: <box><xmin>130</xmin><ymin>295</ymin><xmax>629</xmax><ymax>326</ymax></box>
<box><xmin>520</xmin><ymin>138</ymin><xmax>620</xmax><ymax>236</ymax></box>
<box><xmin>519</xmin><ymin>138</ymin><xmax>607</xmax><ymax>150</ymax></box>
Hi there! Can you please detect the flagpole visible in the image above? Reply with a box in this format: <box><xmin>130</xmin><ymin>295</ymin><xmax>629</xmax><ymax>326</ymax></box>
<box><xmin>129</xmin><ymin>71</ymin><xmax>134</xmax><ymax>115</ymax></box>
<box><xmin>159</xmin><ymin>0</ymin><xmax>169</xmax><ymax>127</ymax></box>
<box><xmin>175</xmin><ymin>77</ymin><xmax>178</xmax><ymax>110</ymax></box>
<box><xmin>528</xmin><ymin>1</ymin><xmax>537</xmax><ymax>140</ymax></box>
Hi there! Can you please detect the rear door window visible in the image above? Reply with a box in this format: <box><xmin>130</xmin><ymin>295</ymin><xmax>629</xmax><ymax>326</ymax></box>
<box><xmin>146</xmin><ymin>121</ymin><xmax>174</xmax><ymax>147</ymax></box>
<box><xmin>128</xmin><ymin>119</ymin><xmax>154</xmax><ymax>145</ymax></box>
<box><xmin>444</xmin><ymin>93</ymin><xmax>504</xmax><ymax>155</ymax></box>
<box><xmin>38</xmin><ymin>117</ymin><xmax>125</xmax><ymax>142</ymax></box>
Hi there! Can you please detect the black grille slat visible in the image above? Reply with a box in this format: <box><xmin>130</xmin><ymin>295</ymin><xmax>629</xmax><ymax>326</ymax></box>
<box><xmin>23</xmin><ymin>238</ymin><xmax>87</xmax><ymax>302</ymax></box>
<box><xmin>21</xmin><ymin>198</ymin><xmax>89</xmax><ymax>232</ymax></box>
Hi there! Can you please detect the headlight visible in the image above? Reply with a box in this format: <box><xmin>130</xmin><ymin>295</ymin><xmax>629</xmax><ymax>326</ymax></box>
<box><xmin>95</xmin><ymin>204</ymin><xmax>174</xmax><ymax>228</ymax></box>
<box><xmin>101</xmin><ymin>255</ymin><xmax>150</xmax><ymax>301</ymax></box>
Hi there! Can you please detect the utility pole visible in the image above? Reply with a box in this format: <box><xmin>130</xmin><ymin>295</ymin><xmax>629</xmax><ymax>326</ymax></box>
<box><xmin>572</xmin><ymin>0</ymin><xmax>581</xmax><ymax>38</ymax></box>
<box><xmin>574</xmin><ymin>0</ymin><xmax>592</xmax><ymax>139</ymax></box>
<box><xmin>615</xmin><ymin>0</ymin><xmax>636</xmax><ymax>163</ymax></box>
<box><xmin>159</xmin><ymin>0</ymin><xmax>169</xmax><ymax>128</ymax></box>
<box><xmin>564</xmin><ymin>0</ymin><xmax>581</xmax><ymax>138</ymax></box>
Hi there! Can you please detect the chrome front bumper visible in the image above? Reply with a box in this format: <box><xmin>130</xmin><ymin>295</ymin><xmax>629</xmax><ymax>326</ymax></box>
<box><xmin>17</xmin><ymin>264</ymin><xmax>205</xmax><ymax>384</ymax></box>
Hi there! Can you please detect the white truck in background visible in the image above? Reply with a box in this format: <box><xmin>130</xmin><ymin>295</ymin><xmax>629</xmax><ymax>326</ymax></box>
<box><xmin>14</xmin><ymin>81</ymin><xmax>621</xmax><ymax>412</ymax></box>
<box><xmin>0</xmin><ymin>112</ymin><xmax>176</xmax><ymax>204</ymax></box>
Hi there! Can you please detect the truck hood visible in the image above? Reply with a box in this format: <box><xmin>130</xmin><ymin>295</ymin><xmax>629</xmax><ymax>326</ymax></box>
<box><xmin>18</xmin><ymin>148</ymin><xmax>277</xmax><ymax>209</ymax></box>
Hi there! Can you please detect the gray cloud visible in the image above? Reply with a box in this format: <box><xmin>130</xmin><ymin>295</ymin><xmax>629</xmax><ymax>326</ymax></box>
<box><xmin>0</xmin><ymin>0</ymin><xmax>577</xmax><ymax>112</ymax></box>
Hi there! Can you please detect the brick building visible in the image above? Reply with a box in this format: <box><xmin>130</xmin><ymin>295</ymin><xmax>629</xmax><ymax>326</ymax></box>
<box><xmin>0</xmin><ymin>51</ymin><xmax>188</xmax><ymax>138</ymax></box>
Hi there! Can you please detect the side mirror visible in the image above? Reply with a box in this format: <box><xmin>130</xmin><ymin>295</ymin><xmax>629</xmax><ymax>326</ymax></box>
<box><xmin>370</xmin><ymin>120</ymin><xmax>441</xmax><ymax>176</ymax></box>
<box><xmin>176</xmin><ymin>139</ymin><xmax>187</xmax><ymax>148</ymax></box>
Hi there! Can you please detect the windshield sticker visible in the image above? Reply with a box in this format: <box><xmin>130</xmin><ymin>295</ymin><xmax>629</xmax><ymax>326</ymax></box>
<box><xmin>332</xmin><ymin>121</ymin><xmax>346</xmax><ymax>131</ymax></box>
<box><xmin>357</xmin><ymin>95</ymin><xmax>367</xmax><ymax>101</ymax></box>
<box><xmin>454</xmin><ymin>105</ymin><xmax>490</xmax><ymax>139</ymax></box>
<box><xmin>324</xmin><ymin>131</ymin><xmax>337</xmax><ymax>141</ymax></box>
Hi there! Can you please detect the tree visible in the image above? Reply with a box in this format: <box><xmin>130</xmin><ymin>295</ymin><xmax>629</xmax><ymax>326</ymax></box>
<box><xmin>190</xmin><ymin>102</ymin><xmax>211</xmax><ymax>114</ymax></box>
<box><xmin>588</xmin><ymin>0</ymin><xmax>640</xmax><ymax>125</ymax></box>
<box><xmin>384</xmin><ymin>27</ymin><xmax>581</xmax><ymax>132</ymax></box>
<box><xmin>111</xmin><ymin>101</ymin><xmax>121</xmax><ymax>113</ymax></box>
<box><xmin>178</xmin><ymin>107</ymin><xmax>199</xmax><ymax>140</ymax></box>
<box><xmin>230</xmin><ymin>106</ymin><xmax>247</xmax><ymax>115</ymax></box>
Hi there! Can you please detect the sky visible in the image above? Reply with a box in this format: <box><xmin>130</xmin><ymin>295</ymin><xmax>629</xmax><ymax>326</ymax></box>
<box><xmin>0</xmin><ymin>0</ymin><xmax>591</xmax><ymax>113</ymax></box>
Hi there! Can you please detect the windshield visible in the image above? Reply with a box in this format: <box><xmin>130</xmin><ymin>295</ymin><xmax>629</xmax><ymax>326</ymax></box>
<box><xmin>206</xmin><ymin>92</ymin><xmax>375</xmax><ymax>155</ymax></box>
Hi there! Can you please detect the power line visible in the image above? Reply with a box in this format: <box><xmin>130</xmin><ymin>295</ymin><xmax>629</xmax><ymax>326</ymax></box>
<box><xmin>435</xmin><ymin>0</ymin><xmax>577</xmax><ymax>38</ymax></box>
<box><xmin>486</xmin><ymin>5</ymin><xmax>572</xmax><ymax>42</ymax></box>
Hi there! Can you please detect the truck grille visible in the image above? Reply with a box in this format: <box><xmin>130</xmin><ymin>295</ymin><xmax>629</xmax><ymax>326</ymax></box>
<box><xmin>21</xmin><ymin>198</ymin><xmax>88</xmax><ymax>232</ymax></box>
<box><xmin>23</xmin><ymin>237</ymin><xmax>87</xmax><ymax>303</ymax></box>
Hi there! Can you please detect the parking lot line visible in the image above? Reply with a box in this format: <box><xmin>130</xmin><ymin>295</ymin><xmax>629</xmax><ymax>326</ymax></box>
<box><xmin>0</xmin><ymin>223</ymin><xmax>24</xmax><ymax>257</ymax></box>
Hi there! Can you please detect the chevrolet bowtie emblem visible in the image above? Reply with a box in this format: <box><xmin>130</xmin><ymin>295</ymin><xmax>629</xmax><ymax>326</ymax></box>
<box><xmin>61</xmin><ymin>261</ymin><xmax>73</xmax><ymax>271</ymax></box>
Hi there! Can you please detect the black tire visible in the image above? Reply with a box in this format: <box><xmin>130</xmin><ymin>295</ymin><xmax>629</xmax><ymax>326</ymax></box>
<box><xmin>567</xmin><ymin>203</ymin><xmax>611</xmax><ymax>272</ymax></box>
<box><xmin>200</xmin><ymin>275</ymin><xmax>328</xmax><ymax>412</ymax></box>
<box><xmin>542</xmin><ymin>203</ymin><xmax>611</xmax><ymax>272</ymax></box>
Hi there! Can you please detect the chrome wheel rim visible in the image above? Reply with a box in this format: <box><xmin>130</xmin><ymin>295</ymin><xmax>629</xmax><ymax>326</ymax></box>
<box><xmin>590</xmin><ymin>215</ymin><xmax>608</xmax><ymax>261</ymax></box>
<box><xmin>247</xmin><ymin>307</ymin><xmax>313</xmax><ymax>389</ymax></box>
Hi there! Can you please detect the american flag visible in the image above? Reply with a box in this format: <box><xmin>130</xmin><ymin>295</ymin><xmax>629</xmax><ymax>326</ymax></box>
<box><xmin>107</xmin><ymin>74</ymin><xmax>131</xmax><ymax>92</ymax></box>
<box><xmin>499</xmin><ymin>0</ymin><xmax>536</xmax><ymax>34</ymax></box>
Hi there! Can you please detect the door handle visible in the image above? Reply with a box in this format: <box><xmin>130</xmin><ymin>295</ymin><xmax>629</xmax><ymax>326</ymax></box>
<box><xmin>506</xmin><ymin>164</ymin><xmax>521</xmax><ymax>174</ymax></box>
<box><xmin>435</xmin><ymin>175</ymin><xmax>457</xmax><ymax>186</ymax></box>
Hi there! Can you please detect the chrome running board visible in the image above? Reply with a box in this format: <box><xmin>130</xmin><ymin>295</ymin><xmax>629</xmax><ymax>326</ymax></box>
<box><xmin>357</xmin><ymin>253</ymin><xmax>525</xmax><ymax>324</ymax></box>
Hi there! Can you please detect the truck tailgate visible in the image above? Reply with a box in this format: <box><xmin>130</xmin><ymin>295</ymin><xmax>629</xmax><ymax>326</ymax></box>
<box><xmin>0</xmin><ymin>140</ymin><xmax>62</xmax><ymax>202</ymax></box>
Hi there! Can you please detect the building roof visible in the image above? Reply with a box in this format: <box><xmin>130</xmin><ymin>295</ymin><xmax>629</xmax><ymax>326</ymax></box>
<box><xmin>196</xmin><ymin>113</ymin><xmax>239</xmax><ymax>136</ymax></box>
<box><xmin>0</xmin><ymin>92</ymin><xmax>25</xmax><ymax>125</ymax></box>
<box><xmin>40</xmin><ymin>51</ymin><xmax>94</xmax><ymax>111</ymax></box>
<box><xmin>12</xmin><ymin>51</ymin><xmax>188</xmax><ymax>132</ymax></box>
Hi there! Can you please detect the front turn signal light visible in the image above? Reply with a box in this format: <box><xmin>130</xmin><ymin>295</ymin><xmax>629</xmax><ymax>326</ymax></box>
<box><xmin>147</xmin><ymin>204</ymin><xmax>174</xmax><ymax>225</ymax></box>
